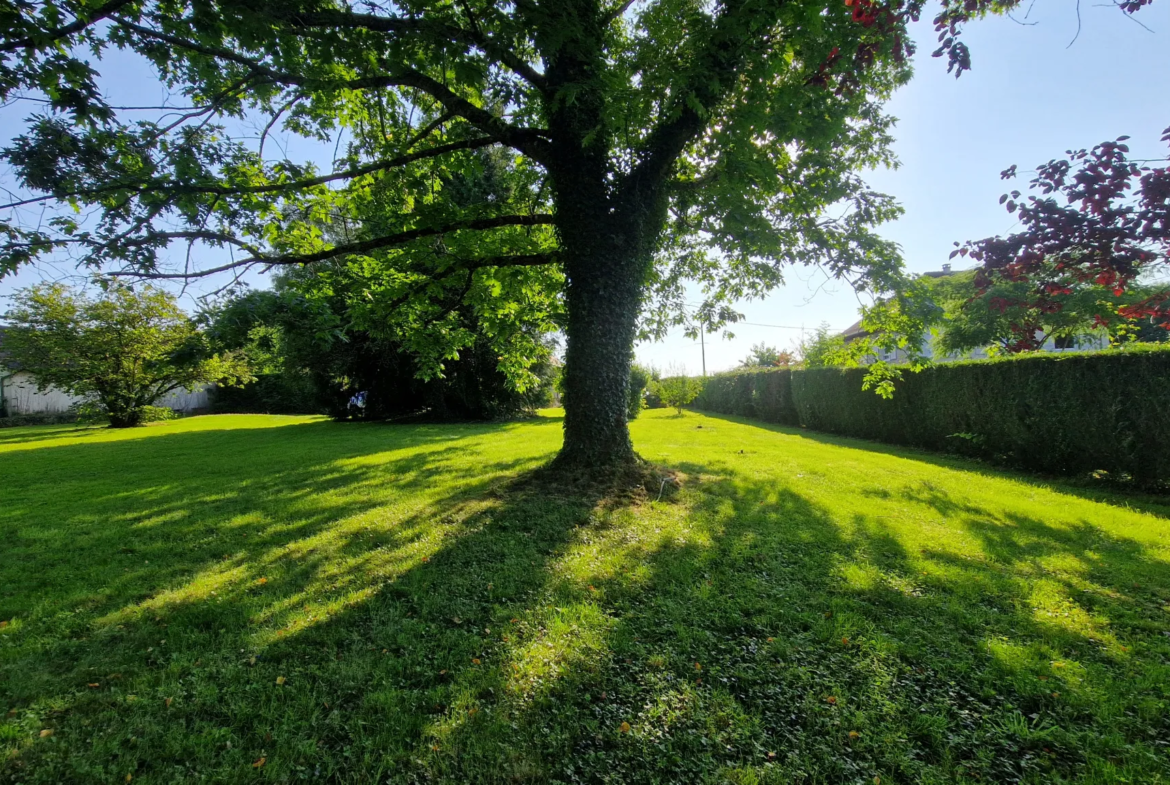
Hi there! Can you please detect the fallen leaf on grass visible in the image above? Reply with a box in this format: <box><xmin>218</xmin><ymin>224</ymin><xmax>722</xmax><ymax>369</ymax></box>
<box><xmin>826</xmin><ymin>696</ymin><xmax>837</xmax><ymax>705</ymax></box>
<box><xmin>619</xmin><ymin>722</ymin><xmax>631</xmax><ymax>733</ymax></box>
<box><xmin>275</xmin><ymin>676</ymin><xmax>286</xmax><ymax>685</ymax></box>
<box><xmin>256</xmin><ymin>578</ymin><xmax>268</xmax><ymax>585</ymax></box>
<box><xmin>87</xmin><ymin>683</ymin><xmax>100</xmax><ymax>688</ymax></box>
<box><xmin>252</xmin><ymin>757</ymin><xmax>266</xmax><ymax>768</ymax></box>
<box><xmin>39</xmin><ymin>729</ymin><xmax>53</xmax><ymax>738</ymax></box>
<box><xmin>849</xmin><ymin>731</ymin><xmax>860</xmax><ymax>740</ymax></box>
<box><xmin>165</xmin><ymin>698</ymin><xmax>173</xmax><ymax>708</ymax></box>
<box><xmin>471</xmin><ymin>658</ymin><xmax>481</xmax><ymax>665</ymax></box>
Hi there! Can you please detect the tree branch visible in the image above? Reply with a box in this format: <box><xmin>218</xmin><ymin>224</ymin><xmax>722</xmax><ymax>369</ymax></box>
<box><xmin>0</xmin><ymin>136</ymin><xmax>501</xmax><ymax>210</ymax></box>
<box><xmin>282</xmin><ymin>7</ymin><xmax>549</xmax><ymax>92</ymax></box>
<box><xmin>111</xmin><ymin>18</ymin><xmax>553</xmax><ymax>164</ymax></box>
<box><xmin>625</xmin><ymin>0</ymin><xmax>780</xmax><ymax>199</ymax></box>
<box><xmin>116</xmin><ymin>216</ymin><xmax>557</xmax><ymax>279</ymax></box>
<box><xmin>0</xmin><ymin>0</ymin><xmax>136</xmax><ymax>53</ymax></box>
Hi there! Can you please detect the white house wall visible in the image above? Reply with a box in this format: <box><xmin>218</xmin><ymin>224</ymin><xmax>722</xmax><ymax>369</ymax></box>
<box><xmin>1</xmin><ymin>372</ymin><xmax>79</xmax><ymax>414</ymax></box>
<box><xmin>1</xmin><ymin>371</ymin><xmax>210</xmax><ymax>415</ymax></box>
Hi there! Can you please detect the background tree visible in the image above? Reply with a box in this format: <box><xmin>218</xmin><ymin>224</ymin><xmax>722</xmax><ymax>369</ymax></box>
<box><xmin>0</xmin><ymin>0</ymin><xmax>1154</xmax><ymax>472</ymax></box>
<box><xmin>653</xmin><ymin>373</ymin><xmax>704</xmax><ymax>415</ymax></box>
<box><xmin>798</xmin><ymin>323</ymin><xmax>847</xmax><ymax>368</ymax></box>
<box><xmin>739</xmin><ymin>342</ymin><xmax>796</xmax><ymax>368</ymax></box>
<box><xmin>951</xmin><ymin>129</ymin><xmax>1170</xmax><ymax>352</ymax></box>
<box><xmin>627</xmin><ymin>362</ymin><xmax>655</xmax><ymax>420</ymax></box>
<box><xmin>204</xmin><ymin>275</ymin><xmax>557</xmax><ymax>420</ymax></box>
<box><xmin>2</xmin><ymin>283</ymin><xmax>248</xmax><ymax>427</ymax></box>
<box><xmin>925</xmin><ymin>266</ymin><xmax>1167</xmax><ymax>355</ymax></box>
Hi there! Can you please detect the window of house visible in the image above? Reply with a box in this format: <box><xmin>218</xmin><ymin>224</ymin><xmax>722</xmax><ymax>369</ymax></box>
<box><xmin>1053</xmin><ymin>335</ymin><xmax>1075</xmax><ymax>350</ymax></box>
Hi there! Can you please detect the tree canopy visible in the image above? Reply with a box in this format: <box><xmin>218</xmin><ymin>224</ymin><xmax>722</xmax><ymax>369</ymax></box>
<box><xmin>2</xmin><ymin>283</ymin><xmax>248</xmax><ymax>426</ymax></box>
<box><xmin>949</xmin><ymin>129</ymin><xmax>1170</xmax><ymax>352</ymax></box>
<box><xmin>0</xmin><ymin>0</ymin><xmax>1156</xmax><ymax>468</ymax></box>
<box><xmin>739</xmin><ymin>342</ymin><xmax>796</xmax><ymax>368</ymax></box>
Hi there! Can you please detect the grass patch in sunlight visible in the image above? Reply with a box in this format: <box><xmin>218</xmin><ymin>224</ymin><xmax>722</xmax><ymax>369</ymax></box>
<box><xmin>2</xmin><ymin>411</ymin><xmax>1168</xmax><ymax>783</ymax></box>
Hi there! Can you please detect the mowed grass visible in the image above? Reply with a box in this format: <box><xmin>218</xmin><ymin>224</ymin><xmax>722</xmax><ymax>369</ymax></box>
<box><xmin>2</xmin><ymin>411</ymin><xmax>1169</xmax><ymax>784</ymax></box>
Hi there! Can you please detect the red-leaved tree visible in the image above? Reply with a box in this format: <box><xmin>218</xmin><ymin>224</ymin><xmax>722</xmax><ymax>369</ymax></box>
<box><xmin>953</xmin><ymin>127</ymin><xmax>1170</xmax><ymax>352</ymax></box>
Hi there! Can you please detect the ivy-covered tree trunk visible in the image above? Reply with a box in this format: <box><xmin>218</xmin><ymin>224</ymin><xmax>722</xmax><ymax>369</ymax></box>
<box><xmin>554</xmin><ymin>193</ymin><xmax>658</xmax><ymax>470</ymax></box>
<box><xmin>557</xmin><ymin>250</ymin><xmax>642</xmax><ymax>468</ymax></box>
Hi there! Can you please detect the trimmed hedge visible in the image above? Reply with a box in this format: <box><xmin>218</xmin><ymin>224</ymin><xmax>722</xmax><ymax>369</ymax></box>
<box><xmin>695</xmin><ymin>367</ymin><xmax>800</xmax><ymax>426</ymax></box>
<box><xmin>695</xmin><ymin>347</ymin><xmax>1170</xmax><ymax>484</ymax></box>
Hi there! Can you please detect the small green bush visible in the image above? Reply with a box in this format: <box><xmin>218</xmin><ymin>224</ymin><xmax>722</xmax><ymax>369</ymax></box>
<box><xmin>691</xmin><ymin>346</ymin><xmax>1170</xmax><ymax>485</ymax></box>
<box><xmin>0</xmin><ymin>412</ymin><xmax>80</xmax><ymax>428</ymax></box>
<box><xmin>139</xmin><ymin>405</ymin><xmax>180</xmax><ymax>423</ymax></box>
<box><xmin>654</xmin><ymin>375</ymin><xmax>705</xmax><ymax>414</ymax></box>
<box><xmin>627</xmin><ymin>364</ymin><xmax>652</xmax><ymax>420</ymax></box>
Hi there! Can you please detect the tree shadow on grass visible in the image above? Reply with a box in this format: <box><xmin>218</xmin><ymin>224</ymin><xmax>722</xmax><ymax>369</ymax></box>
<box><xmin>421</xmin><ymin>463</ymin><xmax>1170</xmax><ymax>783</ymax></box>
<box><xmin>0</xmin><ymin>423</ymin><xmax>108</xmax><ymax>446</ymax></box>
<box><xmin>694</xmin><ymin>410</ymin><xmax>1170</xmax><ymax>520</ymax></box>
<box><xmin>3</xmin><ymin>416</ymin><xmax>1169</xmax><ymax>784</ymax></box>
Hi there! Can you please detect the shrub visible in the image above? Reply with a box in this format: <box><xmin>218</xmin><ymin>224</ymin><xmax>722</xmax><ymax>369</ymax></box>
<box><xmin>655</xmin><ymin>375</ymin><xmax>705</xmax><ymax>414</ymax></box>
<box><xmin>139</xmin><ymin>405</ymin><xmax>180</xmax><ymax>423</ymax></box>
<box><xmin>0</xmin><ymin>412</ymin><xmax>80</xmax><ymax>428</ymax></box>
<box><xmin>628</xmin><ymin>364</ymin><xmax>652</xmax><ymax>420</ymax></box>
<box><xmin>210</xmin><ymin>372</ymin><xmax>320</xmax><ymax>415</ymax></box>
<box><xmin>691</xmin><ymin>346</ymin><xmax>1170</xmax><ymax>486</ymax></box>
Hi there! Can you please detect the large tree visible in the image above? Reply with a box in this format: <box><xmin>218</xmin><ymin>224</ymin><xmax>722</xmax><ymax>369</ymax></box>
<box><xmin>0</xmin><ymin>0</ymin><xmax>1154</xmax><ymax>470</ymax></box>
<box><xmin>2</xmin><ymin>283</ymin><xmax>248</xmax><ymax>426</ymax></box>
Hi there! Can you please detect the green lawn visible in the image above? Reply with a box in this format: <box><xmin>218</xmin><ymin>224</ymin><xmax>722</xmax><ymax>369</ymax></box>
<box><xmin>2</xmin><ymin>411</ymin><xmax>1168</xmax><ymax>784</ymax></box>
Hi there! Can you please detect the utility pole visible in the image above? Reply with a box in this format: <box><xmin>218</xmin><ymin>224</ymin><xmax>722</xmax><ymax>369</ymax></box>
<box><xmin>700</xmin><ymin>320</ymin><xmax>707</xmax><ymax>377</ymax></box>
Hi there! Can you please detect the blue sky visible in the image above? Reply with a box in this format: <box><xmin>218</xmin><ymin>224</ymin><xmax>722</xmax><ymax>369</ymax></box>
<box><xmin>637</xmin><ymin>4</ymin><xmax>1170</xmax><ymax>373</ymax></box>
<box><xmin>2</xmin><ymin>4</ymin><xmax>1168</xmax><ymax>373</ymax></box>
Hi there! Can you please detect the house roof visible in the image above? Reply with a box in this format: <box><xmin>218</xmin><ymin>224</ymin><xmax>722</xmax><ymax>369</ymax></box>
<box><xmin>837</xmin><ymin>265</ymin><xmax>968</xmax><ymax>341</ymax></box>
<box><xmin>841</xmin><ymin>319</ymin><xmax>868</xmax><ymax>341</ymax></box>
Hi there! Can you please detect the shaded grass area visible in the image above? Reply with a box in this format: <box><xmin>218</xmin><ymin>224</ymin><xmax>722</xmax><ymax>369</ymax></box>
<box><xmin>2</xmin><ymin>411</ymin><xmax>1168</xmax><ymax>784</ymax></box>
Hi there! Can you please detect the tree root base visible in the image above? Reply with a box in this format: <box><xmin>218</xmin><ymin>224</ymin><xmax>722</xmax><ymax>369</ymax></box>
<box><xmin>522</xmin><ymin>453</ymin><xmax>683</xmax><ymax>507</ymax></box>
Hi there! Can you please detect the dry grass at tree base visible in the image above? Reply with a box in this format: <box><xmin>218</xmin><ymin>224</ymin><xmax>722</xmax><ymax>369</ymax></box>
<box><xmin>1</xmin><ymin>411</ymin><xmax>1168</xmax><ymax>784</ymax></box>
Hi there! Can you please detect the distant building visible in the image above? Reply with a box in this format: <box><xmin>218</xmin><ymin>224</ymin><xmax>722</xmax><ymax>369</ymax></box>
<box><xmin>839</xmin><ymin>264</ymin><xmax>1108</xmax><ymax>364</ymax></box>
<box><xmin>0</xmin><ymin>327</ymin><xmax>210</xmax><ymax>416</ymax></box>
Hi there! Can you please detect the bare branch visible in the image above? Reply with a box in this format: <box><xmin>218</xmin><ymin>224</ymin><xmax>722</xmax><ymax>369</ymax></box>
<box><xmin>111</xmin><ymin>17</ymin><xmax>553</xmax><ymax>163</ymax></box>
<box><xmin>0</xmin><ymin>0</ymin><xmax>136</xmax><ymax>53</ymax></box>
<box><xmin>116</xmin><ymin>215</ymin><xmax>557</xmax><ymax>279</ymax></box>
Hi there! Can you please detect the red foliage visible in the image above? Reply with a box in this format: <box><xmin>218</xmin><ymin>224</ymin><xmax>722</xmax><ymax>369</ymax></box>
<box><xmin>951</xmin><ymin>128</ymin><xmax>1170</xmax><ymax>345</ymax></box>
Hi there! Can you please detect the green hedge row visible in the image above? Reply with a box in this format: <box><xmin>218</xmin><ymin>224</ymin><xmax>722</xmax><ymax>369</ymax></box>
<box><xmin>694</xmin><ymin>347</ymin><xmax>1170</xmax><ymax>484</ymax></box>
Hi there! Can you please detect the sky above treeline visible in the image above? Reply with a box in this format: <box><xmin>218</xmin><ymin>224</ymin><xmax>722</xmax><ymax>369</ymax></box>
<box><xmin>2</xmin><ymin>4</ymin><xmax>1168</xmax><ymax>374</ymax></box>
